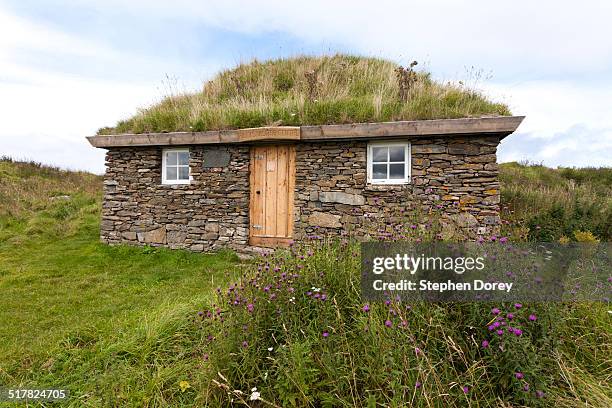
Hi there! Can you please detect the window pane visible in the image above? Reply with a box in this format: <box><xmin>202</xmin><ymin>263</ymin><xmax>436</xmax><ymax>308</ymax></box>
<box><xmin>372</xmin><ymin>146</ymin><xmax>387</xmax><ymax>162</ymax></box>
<box><xmin>389</xmin><ymin>146</ymin><xmax>405</xmax><ymax>162</ymax></box>
<box><xmin>372</xmin><ymin>164</ymin><xmax>387</xmax><ymax>179</ymax></box>
<box><xmin>389</xmin><ymin>163</ymin><xmax>405</xmax><ymax>179</ymax></box>
<box><xmin>178</xmin><ymin>166</ymin><xmax>189</xmax><ymax>180</ymax></box>
<box><xmin>166</xmin><ymin>166</ymin><xmax>177</xmax><ymax>180</ymax></box>
<box><xmin>166</xmin><ymin>151</ymin><xmax>177</xmax><ymax>165</ymax></box>
<box><xmin>178</xmin><ymin>151</ymin><xmax>189</xmax><ymax>165</ymax></box>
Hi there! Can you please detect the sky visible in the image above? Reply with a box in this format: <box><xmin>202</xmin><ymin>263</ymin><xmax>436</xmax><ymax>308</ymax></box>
<box><xmin>1</xmin><ymin>0</ymin><xmax>611</xmax><ymax>174</ymax></box>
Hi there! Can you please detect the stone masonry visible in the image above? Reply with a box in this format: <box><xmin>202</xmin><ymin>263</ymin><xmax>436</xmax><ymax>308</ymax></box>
<box><xmin>100</xmin><ymin>135</ymin><xmax>501</xmax><ymax>252</ymax></box>
<box><xmin>101</xmin><ymin>145</ymin><xmax>250</xmax><ymax>252</ymax></box>
<box><xmin>293</xmin><ymin>136</ymin><xmax>501</xmax><ymax>240</ymax></box>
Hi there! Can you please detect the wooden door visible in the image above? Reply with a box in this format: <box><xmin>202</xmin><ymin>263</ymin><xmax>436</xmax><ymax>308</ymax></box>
<box><xmin>249</xmin><ymin>145</ymin><xmax>296</xmax><ymax>247</ymax></box>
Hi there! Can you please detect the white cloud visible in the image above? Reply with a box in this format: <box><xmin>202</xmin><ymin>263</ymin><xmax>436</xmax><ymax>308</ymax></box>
<box><xmin>1</xmin><ymin>1</ymin><xmax>611</xmax><ymax>172</ymax></box>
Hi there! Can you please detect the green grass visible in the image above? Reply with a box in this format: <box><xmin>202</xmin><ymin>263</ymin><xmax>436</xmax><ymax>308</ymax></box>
<box><xmin>500</xmin><ymin>162</ymin><xmax>612</xmax><ymax>241</ymax></box>
<box><xmin>98</xmin><ymin>54</ymin><xmax>511</xmax><ymax>135</ymax></box>
<box><xmin>0</xmin><ymin>158</ymin><xmax>240</xmax><ymax>405</ymax></box>
<box><xmin>0</xmin><ymin>158</ymin><xmax>610</xmax><ymax>407</ymax></box>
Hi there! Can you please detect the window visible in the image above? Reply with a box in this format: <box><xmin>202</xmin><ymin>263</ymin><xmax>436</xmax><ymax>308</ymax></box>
<box><xmin>367</xmin><ymin>142</ymin><xmax>410</xmax><ymax>184</ymax></box>
<box><xmin>162</xmin><ymin>148</ymin><xmax>190</xmax><ymax>185</ymax></box>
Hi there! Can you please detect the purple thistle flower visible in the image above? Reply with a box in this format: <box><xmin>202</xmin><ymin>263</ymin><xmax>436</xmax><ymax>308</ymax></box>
<box><xmin>385</xmin><ymin>320</ymin><xmax>392</xmax><ymax>328</ymax></box>
<box><xmin>242</xmin><ymin>341</ymin><xmax>248</xmax><ymax>348</ymax></box>
<box><xmin>462</xmin><ymin>386</ymin><xmax>469</xmax><ymax>394</ymax></box>
<box><xmin>536</xmin><ymin>390</ymin><xmax>545</xmax><ymax>398</ymax></box>
<box><xmin>515</xmin><ymin>372</ymin><xmax>524</xmax><ymax>379</ymax></box>
<box><xmin>529</xmin><ymin>314</ymin><xmax>537</xmax><ymax>321</ymax></box>
<box><xmin>491</xmin><ymin>307</ymin><xmax>501</xmax><ymax>315</ymax></box>
<box><xmin>481</xmin><ymin>340</ymin><xmax>489</xmax><ymax>348</ymax></box>
<box><xmin>415</xmin><ymin>381</ymin><xmax>422</xmax><ymax>389</ymax></box>
<box><xmin>247</xmin><ymin>303</ymin><xmax>254</xmax><ymax>313</ymax></box>
<box><xmin>507</xmin><ymin>313</ymin><xmax>514</xmax><ymax>320</ymax></box>
<box><xmin>514</xmin><ymin>303</ymin><xmax>522</xmax><ymax>309</ymax></box>
<box><xmin>496</xmin><ymin>329</ymin><xmax>504</xmax><ymax>336</ymax></box>
<box><xmin>362</xmin><ymin>304</ymin><xmax>370</xmax><ymax>312</ymax></box>
<box><xmin>415</xmin><ymin>347</ymin><xmax>421</xmax><ymax>355</ymax></box>
<box><xmin>514</xmin><ymin>328</ymin><xmax>523</xmax><ymax>337</ymax></box>
<box><xmin>523</xmin><ymin>384</ymin><xmax>530</xmax><ymax>392</ymax></box>
<box><xmin>322</xmin><ymin>331</ymin><xmax>329</xmax><ymax>338</ymax></box>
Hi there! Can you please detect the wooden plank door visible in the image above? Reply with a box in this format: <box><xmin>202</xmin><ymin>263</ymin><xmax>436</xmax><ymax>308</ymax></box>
<box><xmin>249</xmin><ymin>145</ymin><xmax>295</xmax><ymax>247</ymax></box>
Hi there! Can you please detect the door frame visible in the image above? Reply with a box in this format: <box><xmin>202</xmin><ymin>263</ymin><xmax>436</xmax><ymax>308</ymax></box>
<box><xmin>248</xmin><ymin>144</ymin><xmax>296</xmax><ymax>247</ymax></box>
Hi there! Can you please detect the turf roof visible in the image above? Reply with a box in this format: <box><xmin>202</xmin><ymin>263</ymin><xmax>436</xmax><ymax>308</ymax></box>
<box><xmin>97</xmin><ymin>54</ymin><xmax>511</xmax><ymax>135</ymax></box>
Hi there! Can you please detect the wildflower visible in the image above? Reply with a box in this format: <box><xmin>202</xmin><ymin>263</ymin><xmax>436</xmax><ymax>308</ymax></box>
<box><xmin>515</xmin><ymin>372</ymin><xmax>524</xmax><ymax>379</ymax></box>
<box><xmin>415</xmin><ymin>381</ymin><xmax>422</xmax><ymax>388</ymax></box>
<box><xmin>242</xmin><ymin>341</ymin><xmax>248</xmax><ymax>348</ymax></box>
<box><xmin>535</xmin><ymin>390</ymin><xmax>545</xmax><ymax>398</ymax></box>
<box><xmin>491</xmin><ymin>307</ymin><xmax>501</xmax><ymax>315</ymax></box>
<box><xmin>267</xmin><ymin>347</ymin><xmax>273</xmax><ymax>351</ymax></box>
<box><xmin>507</xmin><ymin>313</ymin><xmax>514</xmax><ymax>320</ymax></box>
<box><xmin>500</xmin><ymin>236</ymin><xmax>508</xmax><ymax>243</ymax></box>
<box><xmin>528</xmin><ymin>314</ymin><xmax>537</xmax><ymax>321</ymax></box>
<box><xmin>415</xmin><ymin>347</ymin><xmax>421</xmax><ymax>355</ymax></box>
<box><xmin>249</xmin><ymin>388</ymin><xmax>261</xmax><ymax>401</ymax></box>
<box><xmin>320</xmin><ymin>294</ymin><xmax>327</xmax><ymax>301</ymax></box>
<box><xmin>514</xmin><ymin>328</ymin><xmax>523</xmax><ymax>337</ymax></box>
<box><xmin>247</xmin><ymin>303</ymin><xmax>254</xmax><ymax>313</ymax></box>
<box><xmin>523</xmin><ymin>384</ymin><xmax>530</xmax><ymax>392</ymax></box>
<box><xmin>385</xmin><ymin>320</ymin><xmax>393</xmax><ymax>328</ymax></box>
<box><xmin>362</xmin><ymin>304</ymin><xmax>370</xmax><ymax>312</ymax></box>
<box><xmin>514</xmin><ymin>303</ymin><xmax>522</xmax><ymax>309</ymax></box>
<box><xmin>496</xmin><ymin>329</ymin><xmax>504</xmax><ymax>336</ymax></box>
<box><xmin>203</xmin><ymin>353</ymin><xmax>209</xmax><ymax>361</ymax></box>
<box><xmin>322</xmin><ymin>331</ymin><xmax>329</xmax><ymax>338</ymax></box>
<box><xmin>179</xmin><ymin>380</ymin><xmax>191</xmax><ymax>392</ymax></box>
<box><xmin>481</xmin><ymin>340</ymin><xmax>489</xmax><ymax>348</ymax></box>
<box><xmin>462</xmin><ymin>386</ymin><xmax>469</xmax><ymax>394</ymax></box>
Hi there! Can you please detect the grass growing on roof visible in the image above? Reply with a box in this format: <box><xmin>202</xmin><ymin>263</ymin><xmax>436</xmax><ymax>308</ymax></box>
<box><xmin>98</xmin><ymin>54</ymin><xmax>511</xmax><ymax>135</ymax></box>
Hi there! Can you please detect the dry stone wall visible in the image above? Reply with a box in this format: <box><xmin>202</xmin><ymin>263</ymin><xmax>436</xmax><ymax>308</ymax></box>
<box><xmin>101</xmin><ymin>146</ymin><xmax>250</xmax><ymax>251</ymax></box>
<box><xmin>293</xmin><ymin>136</ymin><xmax>501</xmax><ymax>240</ymax></box>
<box><xmin>100</xmin><ymin>135</ymin><xmax>501</xmax><ymax>252</ymax></box>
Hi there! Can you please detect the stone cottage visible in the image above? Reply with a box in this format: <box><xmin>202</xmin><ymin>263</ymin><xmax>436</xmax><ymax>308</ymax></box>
<box><xmin>87</xmin><ymin>116</ymin><xmax>523</xmax><ymax>251</ymax></box>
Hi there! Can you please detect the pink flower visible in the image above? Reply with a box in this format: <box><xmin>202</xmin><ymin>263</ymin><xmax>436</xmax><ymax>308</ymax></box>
<box><xmin>529</xmin><ymin>314</ymin><xmax>537</xmax><ymax>321</ymax></box>
<box><xmin>362</xmin><ymin>304</ymin><xmax>370</xmax><ymax>312</ymax></box>
<box><xmin>462</xmin><ymin>386</ymin><xmax>469</xmax><ymax>394</ymax></box>
<box><xmin>481</xmin><ymin>340</ymin><xmax>489</xmax><ymax>348</ymax></box>
<box><xmin>322</xmin><ymin>331</ymin><xmax>329</xmax><ymax>338</ymax></box>
<box><xmin>384</xmin><ymin>320</ymin><xmax>392</xmax><ymax>328</ymax></box>
<box><xmin>515</xmin><ymin>372</ymin><xmax>524</xmax><ymax>379</ymax></box>
<box><xmin>247</xmin><ymin>303</ymin><xmax>254</xmax><ymax>313</ymax></box>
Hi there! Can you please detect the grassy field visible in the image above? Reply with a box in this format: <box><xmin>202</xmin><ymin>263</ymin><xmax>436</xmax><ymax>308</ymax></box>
<box><xmin>0</xmin><ymin>158</ymin><xmax>610</xmax><ymax>406</ymax></box>
<box><xmin>0</xmin><ymin>159</ymin><xmax>239</xmax><ymax>405</ymax></box>
<box><xmin>98</xmin><ymin>54</ymin><xmax>511</xmax><ymax>135</ymax></box>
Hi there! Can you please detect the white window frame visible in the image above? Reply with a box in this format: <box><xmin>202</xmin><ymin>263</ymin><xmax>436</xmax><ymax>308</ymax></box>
<box><xmin>367</xmin><ymin>142</ymin><xmax>411</xmax><ymax>184</ymax></box>
<box><xmin>161</xmin><ymin>148</ymin><xmax>191</xmax><ymax>185</ymax></box>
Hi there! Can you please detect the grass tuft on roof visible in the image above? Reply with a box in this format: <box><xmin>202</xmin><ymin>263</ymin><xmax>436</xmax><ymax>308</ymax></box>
<box><xmin>98</xmin><ymin>54</ymin><xmax>511</xmax><ymax>135</ymax></box>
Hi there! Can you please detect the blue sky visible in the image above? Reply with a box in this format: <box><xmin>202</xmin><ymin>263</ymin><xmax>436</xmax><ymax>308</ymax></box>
<box><xmin>1</xmin><ymin>0</ymin><xmax>611</xmax><ymax>173</ymax></box>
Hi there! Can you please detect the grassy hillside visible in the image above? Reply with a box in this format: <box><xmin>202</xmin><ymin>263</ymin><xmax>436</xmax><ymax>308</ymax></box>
<box><xmin>98</xmin><ymin>54</ymin><xmax>511</xmax><ymax>135</ymax></box>
<box><xmin>0</xmin><ymin>158</ymin><xmax>609</xmax><ymax>406</ymax></box>
<box><xmin>500</xmin><ymin>162</ymin><xmax>612</xmax><ymax>242</ymax></box>
<box><xmin>0</xmin><ymin>158</ymin><xmax>240</xmax><ymax>405</ymax></box>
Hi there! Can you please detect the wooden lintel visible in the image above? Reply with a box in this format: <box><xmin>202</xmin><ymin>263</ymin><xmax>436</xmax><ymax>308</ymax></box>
<box><xmin>86</xmin><ymin>116</ymin><xmax>524</xmax><ymax>148</ymax></box>
<box><xmin>238</xmin><ymin>126</ymin><xmax>300</xmax><ymax>142</ymax></box>
<box><xmin>300</xmin><ymin>116</ymin><xmax>525</xmax><ymax>141</ymax></box>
